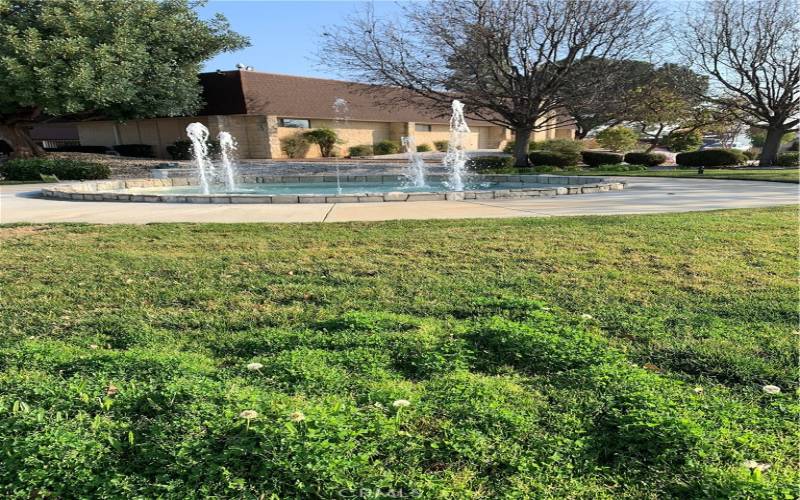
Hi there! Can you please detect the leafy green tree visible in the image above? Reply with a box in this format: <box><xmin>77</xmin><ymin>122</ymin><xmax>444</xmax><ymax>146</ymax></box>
<box><xmin>596</xmin><ymin>126</ymin><xmax>639</xmax><ymax>152</ymax></box>
<box><xmin>0</xmin><ymin>0</ymin><xmax>248</xmax><ymax>157</ymax></box>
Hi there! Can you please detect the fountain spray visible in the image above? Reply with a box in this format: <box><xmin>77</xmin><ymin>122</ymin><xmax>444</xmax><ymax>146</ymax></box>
<box><xmin>217</xmin><ymin>131</ymin><xmax>238</xmax><ymax>191</ymax></box>
<box><xmin>332</xmin><ymin>98</ymin><xmax>349</xmax><ymax>195</ymax></box>
<box><xmin>400</xmin><ymin>136</ymin><xmax>427</xmax><ymax>187</ymax></box>
<box><xmin>186</xmin><ymin>123</ymin><xmax>215</xmax><ymax>195</ymax></box>
<box><xmin>443</xmin><ymin>100</ymin><xmax>471</xmax><ymax>191</ymax></box>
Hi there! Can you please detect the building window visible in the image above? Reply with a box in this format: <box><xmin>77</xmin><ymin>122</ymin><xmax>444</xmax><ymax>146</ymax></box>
<box><xmin>279</xmin><ymin>118</ymin><xmax>310</xmax><ymax>128</ymax></box>
<box><xmin>415</xmin><ymin>124</ymin><xmax>432</xmax><ymax>132</ymax></box>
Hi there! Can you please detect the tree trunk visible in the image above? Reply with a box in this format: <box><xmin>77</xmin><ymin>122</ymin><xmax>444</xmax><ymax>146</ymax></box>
<box><xmin>574</xmin><ymin>126</ymin><xmax>588</xmax><ymax>140</ymax></box>
<box><xmin>759</xmin><ymin>126</ymin><xmax>783</xmax><ymax>166</ymax></box>
<box><xmin>0</xmin><ymin>123</ymin><xmax>45</xmax><ymax>158</ymax></box>
<box><xmin>513</xmin><ymin>127</ymin><xmax>532</xmax><ymax>167</ymax></box>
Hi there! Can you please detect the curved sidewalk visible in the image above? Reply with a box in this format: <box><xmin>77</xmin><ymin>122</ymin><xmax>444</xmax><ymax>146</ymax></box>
<box><xmin>0</xmin><ymin>177</ymin><xmax>796</xmax><ymax>224</ymax></box>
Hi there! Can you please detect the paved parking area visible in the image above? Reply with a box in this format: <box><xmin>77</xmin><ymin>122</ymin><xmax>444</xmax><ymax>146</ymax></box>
<box><xmin>1</xmin><ymin>177</ymin><xmax>796</xmax><ymax>224</ymax></box>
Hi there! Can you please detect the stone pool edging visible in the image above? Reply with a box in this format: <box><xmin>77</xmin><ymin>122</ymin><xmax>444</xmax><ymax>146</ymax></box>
<box><xmin>41</xmin><ymin>174</ymin><xmax>624</xmax><ymax>204</ymax></box>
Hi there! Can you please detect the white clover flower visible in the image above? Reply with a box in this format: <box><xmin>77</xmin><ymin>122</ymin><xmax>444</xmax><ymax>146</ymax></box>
<box><xmin>239</xmin><ymin>410</ymin><xmax>258</xmax><ymax>420</ymax></box>
<box><xmin>89</xmin><ymin>344</ymin><xmax>99</xmax><ymax>350</ymax></box>
<box><xmin>246</xmin><ymin>362</ymin><xmax>263</xmax><ymax>371</ymax></box>
<box><xmin>762</xmin><ymin>385</ymin><xmax>781</xmax><ymax>394</ymax></box>
<box><xmin>290</xmin><ymin>411</ymin><xmax>306</xmax><ymax>423</ymax></box>
<box><xmin>580</xmin><ymin>314</ymin><xmax>593</xmax><ymax>320</ymax></box>
<box><xmin>392</xmin><ymin>399</ymin><xmax>411</xmax><ymax>408</ymax></box>
<box><xmin>741</xmin><ymin>460</ymin><xmax>771</xmax><ymax>472</ymax></box>
<box><xmin>693</xmin><ymin>386</ymin><xmax>704</xmax><ymax>394</ymax></box>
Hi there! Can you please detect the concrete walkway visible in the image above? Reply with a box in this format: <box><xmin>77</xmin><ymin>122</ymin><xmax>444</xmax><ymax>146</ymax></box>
<box><xmin>1</xmin><ymin>177</ymin><xmax>796</xmax><ymax>224</ymax></box>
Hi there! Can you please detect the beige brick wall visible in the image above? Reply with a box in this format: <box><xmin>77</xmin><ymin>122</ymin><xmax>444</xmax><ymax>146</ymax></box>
<box><xmin>271</xmin><ymin>118</ymin><xmax>394</xmax><ymax>158</ymax></box>
<box><xmin>77</xmin><ymin>116</ymin><xmax>209</xmax><ymax>158</ymax></box>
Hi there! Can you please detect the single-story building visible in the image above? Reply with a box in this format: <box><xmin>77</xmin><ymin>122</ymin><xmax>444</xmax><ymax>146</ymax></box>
<box><xmin>73</xmin><ymin>70</ymin><xmax>576</xmax><ymax>159</ymax></box>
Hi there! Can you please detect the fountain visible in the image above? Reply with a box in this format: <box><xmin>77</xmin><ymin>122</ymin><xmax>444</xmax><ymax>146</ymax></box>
<box><xmin>186</xmin><ymin>123</ymin><xmax>215</xmax><ymax>195</ymax></box>
<box><xmin>400</xmin><ymin>136</ymin><xmax>427</xmax><ymax>187</ymax></box>
<box><xmin>332</xmin><ymin>98</ymin><xmax>349</xmax><ymax>195</ymax></box>
<box><xmin>443</xmin><ymin>100</ymin><xmax>471</xmax><ymax>191</ymax></box>
<box><xmin>218</xmin><ymin>131</ymin><xmax>238</xmax><ymax>191</ymax></box>
<box><xmin>47</xmin><ymin>100</ymin><xmax>625</xmax><ymax>203</ymax></box>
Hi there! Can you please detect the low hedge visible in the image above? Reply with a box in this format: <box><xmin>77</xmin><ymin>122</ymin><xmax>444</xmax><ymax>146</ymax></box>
<box><xmin>775</xmin><ymin>152</ymin><xmax>799</xmax><ymax>167</ymax></box>
<box><xmin>348</xmin><ymin>144</ymin><xmax>373</xmax><ymax>157</ymax></box>
<box><xmin>47</xmin><ymin>145</ymin><xmax>114</xmax><ymax>154</ymax></box>
<box><xmin>112</xmin><ymin>144</ymin><xmax>155</xmax><ymax>158</ymax></box>
<box><xmin>373</xmin><ymin>140</ymin><xmax>400</xmax><ymax>155</ymax></box>
<box><xmin>167</xmin><ymin>140</ymin><xmax>221</xmax><ymax>160</ymax></box>
<box><xmin>416</xmin><ymin>143</ymin><xmax>432</xmax><ymax>152</ymax></box>
<box><xmin>469</xmin><ymin>156</ymin><xmax>514</xmax><ymax>173</ymax></box>
<box><xmin>582</xmin><ymin>151</ymin><xmax>624</xmax><ymax>167</ymax></box>
<box><xmin>596</xmin><ymin>163</ymin><xmax>648</xmax><ymax>172</ymax></box>
<box><xmin>623</xmin><ymin>152</ymin><xmax>666</xmax><ymax>167</ymax></box>
<box><xmin>675</xmin><ymin>149</ymin><xmax>745</xmax><ymax>167</ymax></box>
<box><xmin>433</xmin><ymin>140</ymin><xmax>449</xmax><ymax>152</ymax></box>
<box><xmin>528</xmin><ymin>151</ymin><xmax>578</xmax><ymax>167</ymax></box>
<box><xmin>0</xmin><ymin>158</ymin><xmax>111</xmax><ymax>181</ymax></box>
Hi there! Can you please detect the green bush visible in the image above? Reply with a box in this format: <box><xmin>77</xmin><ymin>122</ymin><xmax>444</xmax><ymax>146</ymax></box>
<box><xmin>502</xmin><ymin>140</ymin><xmax>535</xmax><ymax>154</ymax></box>
<box><xmin>581</xmin><ymin>151</ymin><xmax>624</xmax><ymax>167</ymax></box>
<box><xmin>166</xmin><ymin>140</ymin><xmax>221</xmax><ymax>160</ymax></box>
<box><xmin>348</xmin><ymin>144</ymin><xmax>373</xmax><ymax>157</ymax></box>
<box><xmin>433</xmin><ymin>140</ymin><xmax>449</xmax><ymax>152</ymax></box>
<box><xmin>280</xmin><ymin>135</ymin><xmax>310</xmax><ymax>159</ymax></box>
<box><xmin>596</xmin><ymin>163</ymin><xmax>648</xmax><ymax>172</ymax></box>
<box><xmin>624</xmin><ymin>151</ymin><xmax>666</xmax><ymax>166</ymax></box>
<box><xmin>373</xmin><ymin>140</ymin><xmax>400</xmax><ymax>155</ymax></box>
<box><xmin>303</xmin><ymin>128</ymin><xmax>340</xmax><ymax>157</ymax></box>
<box><xmin>112</xmin><ymin>144</ymin><xmax>154</xmax><ymax>158</ymax></box>
<box><xmin>596</xmin><ymin>126</ymin><xmax>639</xmax><ymax>152</ymax></box>
<box><xmin>675</xmin><ymin>149</ymin><xmax>746</xmax><ymax>167</ymax></box>
<box><xmin>742</xmin><ymin>149</ymin><xmax>759</xmax><ymax>160</ymax></box>
<box><xmin>0</xmin><ymin>158</ymin><xmax>110</xmax><ymax>181</ymax></box>
<box><xmin>528</xmin><ymin>151</ymin><xmax>577</xmax><ymax>167</ymax></box>
<box><xmin>775</xmin><ymin>152</ymin><xmax>799</xmax><ymax>166</ymax></box>
<box><xmin>469</xmin><ymin>156</ymin><xmax>514</xmax><ymax>173</ymax></box>
<box><xmin>416</xmin><ymin>143</ymin><xmax>432</xmax><ymax>153</ymax></box>
<box><xmin>662</xmin><ymin>130</ymin><xmax>702</xmax><ymax>152</ymax></box>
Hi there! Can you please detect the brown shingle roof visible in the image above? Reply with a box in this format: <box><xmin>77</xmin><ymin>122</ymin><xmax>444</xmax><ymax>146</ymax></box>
<box><xmin>200</xmin><ymin>70</ymin><xmax>489</xmax><ymax>125</ymax></box>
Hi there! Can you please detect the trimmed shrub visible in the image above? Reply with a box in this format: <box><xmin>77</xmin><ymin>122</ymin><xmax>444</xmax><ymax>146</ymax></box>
<box><xmin>469</xmin><ymin>156</ymin><xmax>514</xmax><ymax>173</ymax></box>
<box><xmin>49</xmin><ymin>145</ymin><xmax>114</xmax><ymax>154</ymax></box>
<box><xmin>348</xmin><ymin>144</ymin><xmax>373</xmax><ymax>157</ymax></box>
<box><xmin>530</xmin><ymin>139</ymin><xmax>584</xmax><ymax>165</ymax></box>
<box><xmin>416</xmin><ymin>143</ymin><xmax>432</xmax><ymax>153</ymax></box>
<box><xmin>433</xmin><ymin>140</ymin><xmax>449</xmax><ymax>152</ymax></box>
<box><xmin>303</xmin><ymin>128</ymin><xmax>339</xmax><ymax>157</ymax></box>
<box><xmin>675</xmin><ymin>149</ymin><xmax>746</xmax><ymax>167</ymax></box>
<box><xmin>167</xmin><ymin>140</ymin><xmax>221</xmax><ymax>160</ymax></box>
<box><xmin>624</xmin><ymin>151</ymin><xmax>666</xmax><ymax>166</ymax></box>
<box><xmin>280</xmin><ymin>134</ymin><xmax>309</xmax><ymax>159</ymax></box>
<box><xmin>581</xmin><ymin>151</ymin><xmax>624</xmax><ymax>167</ymax></box>
<box><xmin>662</xmin><ymin>130</ymin><xmax>702</xmax><ymax>152</ymax></box>
<box><xmin>596</xmin><ymin>126</ymin><xmax>639</xmax><ymax>152</ymax></box>
<box><xmin>373</xmin><ymin>140</ymin><xmax>400</xmax><ymax>155</ymax></box>
<box><xmin>503</xmin><ymin>140</ymin><xmax>535</xmax><ymax>154</ymax></box>
<box><xmin>742</xmin><ymin>149</ymin><xmax>759</xmax><ymax>160</ymax></box>
<box><xmin>112</xmin><ymin>144</ymin><xmax>154</xmax><ymax>158</ymax></box>
<box><xmin>0</xmin><ymin>158</ymin><xmax>110</xmax><ymax>181</ymax></box>
<box><xmin>775</xmin><ymin>152</ymin><xmax>799</xmax><ymax>167</ymax></box>
<box><xmin>596</xmin><ymin>163</ymin><xmax>648</xmax><ymax>172</ymax></box>
<box><xmin>528</xmin><ymin>151</ymin><xmax>577</xmax><ymax>167</ymax></box>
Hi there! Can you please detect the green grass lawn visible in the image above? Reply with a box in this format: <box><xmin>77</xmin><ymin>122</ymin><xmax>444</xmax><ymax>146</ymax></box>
<box><xmin>578</xmin><ymin>168</ymin><xmax>800</xmax><ymax>183</ymax></box>
<box><xmin>1</xmin><ymin>208</ymin><xmax>797</xmax><ymax>498</ymax></box>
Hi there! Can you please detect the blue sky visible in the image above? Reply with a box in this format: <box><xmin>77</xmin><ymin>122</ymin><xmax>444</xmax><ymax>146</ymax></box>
<box><xmin>197</xmin><ymin>1</ymin><xmax>405</xmax><ymax>78</ymax></box>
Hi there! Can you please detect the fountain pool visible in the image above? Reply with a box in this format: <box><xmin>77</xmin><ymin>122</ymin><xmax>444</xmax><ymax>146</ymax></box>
<box><xmin>41</xmin><ymin>173</ymin><xmax>624</xmax><ymax>203</ymax></box>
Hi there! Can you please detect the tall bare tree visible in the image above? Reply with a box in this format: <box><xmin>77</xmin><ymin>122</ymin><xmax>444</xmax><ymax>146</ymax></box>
<box><xmin>681</xmin><ymin>0</ymin><xmax>799</xmax><ymax>166</ymax></box>
<box><xmin>319</xmin><ymin>0</ymin><xmax>657</xmax><ymax>166</ymax></box>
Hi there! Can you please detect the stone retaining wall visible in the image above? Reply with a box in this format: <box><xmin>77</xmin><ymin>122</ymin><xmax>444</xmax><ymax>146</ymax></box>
<box><xmin>41</xmin><ymin>174</ymin><xmax>624</xmax><ymax>204</ymax></box>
